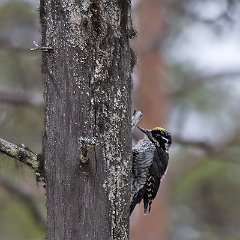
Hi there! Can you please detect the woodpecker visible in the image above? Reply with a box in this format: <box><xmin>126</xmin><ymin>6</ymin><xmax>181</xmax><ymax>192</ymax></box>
<box><xmin>130</xmin><ymin>126</ymin><xmax>172</xmax><ymax>215</ymax></box>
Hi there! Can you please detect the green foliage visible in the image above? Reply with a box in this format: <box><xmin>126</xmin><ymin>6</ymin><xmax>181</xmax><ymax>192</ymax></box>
<box><xmin>0</xmin><ymin>193</ymin><xmax>44</xmax><ymax>240</ymax></box>
<box><xmin>173</xmin><ymin>158</ymin><xmax>240</xmax><ymax>239</ymax></box>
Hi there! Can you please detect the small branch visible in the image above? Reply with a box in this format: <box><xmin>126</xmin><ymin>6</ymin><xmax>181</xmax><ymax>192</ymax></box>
<box><xmin>31</xmin><ymin>41</ymin><xmax>53</xmax><ymax>52</ymax></box>
<box><xmin>174</xmin><ymin>135</ymin><xmax>240</xmax><ymax>164</ymax></box>
<box><xmin>180</xmin><ymin>0</ymin><xmax>233</xmax><ymax>25</ymax></box>
<box><xmin>174</xmin><ymin>136</ymin><xmax>213</xmax><ymax>152</ymax></box>
<box><xmin>170</xmin><ymin>70</ymin><xmax>240</xmax><ymax>98</ymax></box>
<box><xmin>0</xmin><ymin>138</ymin><xmax>39</xmax><ymax>171</ymax></box>
<box><xmin>0</xmin><ymin>90</ymin><xmax>43</xmax><ymax>107</ymax></box>
<box><xmin>131</xmin><ymin>111</ymin><xmax>143</xmax><ymax>133</ymax></box>
<box><xmin>0</xmin><ymin>176</ymin><xmax>45</xmax><ymax>229</ymax></box>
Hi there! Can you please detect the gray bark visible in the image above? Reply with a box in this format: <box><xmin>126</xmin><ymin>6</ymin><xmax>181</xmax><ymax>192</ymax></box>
<box><xmin>40</xmin><ymin>1</ymin><xmax>135</xmax><ymax>239</ymax></box>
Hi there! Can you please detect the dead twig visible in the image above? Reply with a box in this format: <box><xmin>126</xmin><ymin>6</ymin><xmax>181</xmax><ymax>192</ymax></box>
<box><xmin>0</xmin><ymin>138</ymin><xmax>39</xmax><ymax>171</ymax></box>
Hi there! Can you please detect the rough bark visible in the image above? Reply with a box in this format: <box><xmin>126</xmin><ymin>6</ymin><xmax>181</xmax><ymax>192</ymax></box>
<box><xmin>40</xmin><ymin>1</ymin><xmax>134</xmax><ymax>240</ymax></box>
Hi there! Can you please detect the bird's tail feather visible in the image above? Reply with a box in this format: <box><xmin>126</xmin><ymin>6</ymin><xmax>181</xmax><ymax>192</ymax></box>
<box><xmin>144</xmin><ymin>199</ymin><xmax>152</xmax><ymax>214</ymax></box>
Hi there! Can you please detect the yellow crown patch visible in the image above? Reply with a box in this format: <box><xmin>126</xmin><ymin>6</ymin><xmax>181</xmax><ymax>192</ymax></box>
<box><xmin>152</xmin><ymin>127</ymin><xmax>166</xmax><ymax>131</ymax></box>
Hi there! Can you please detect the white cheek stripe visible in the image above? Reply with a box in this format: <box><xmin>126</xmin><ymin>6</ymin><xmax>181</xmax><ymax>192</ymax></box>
<box><xmin>162</xmin><ymin>136</ymin><xmax>168</xmax><ymax>142</ymax></box>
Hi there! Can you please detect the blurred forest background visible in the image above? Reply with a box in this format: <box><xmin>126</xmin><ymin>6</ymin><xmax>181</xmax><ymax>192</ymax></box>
<box><xmin>0</xmin><ymin>0</ymin><xmax>240</xmax><ymax>240</ymax></box>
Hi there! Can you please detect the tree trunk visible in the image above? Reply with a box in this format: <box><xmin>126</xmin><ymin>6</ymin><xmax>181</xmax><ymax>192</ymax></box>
<box><xmin>40</xmin><ymin>1</ymin><xmax>134</xmax><ymax>239</ymax></box>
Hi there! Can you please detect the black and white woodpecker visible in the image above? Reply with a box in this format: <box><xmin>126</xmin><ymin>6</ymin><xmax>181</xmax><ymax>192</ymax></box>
<box><xmin>130</xmin><ymin>126</ymin><xmax>172</xmax><ymax>215</ymax></box>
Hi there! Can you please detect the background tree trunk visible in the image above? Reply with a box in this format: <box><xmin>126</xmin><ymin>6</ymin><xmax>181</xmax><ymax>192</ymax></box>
<box><xmin>40</xmin><ymin>1</ymin><xmax>134</xmax><ymax>239</ymax></box>
<box><xmin>131</xmin><ymin>0</ymin><xmax>170</xmax><ymax>239</ymax></box>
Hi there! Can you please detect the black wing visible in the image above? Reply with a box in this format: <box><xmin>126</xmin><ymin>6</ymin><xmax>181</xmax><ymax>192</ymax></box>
<box><xmin>130</xmin><ymin>183</ymin><xmax>147</xmax><ymax>215</ymax></box>
<box><xmin>143</xmin><ymin>174</ymin><xmax>160</xmax><ymax>214</ymax></box>
<box><xmin>143</xmin><ymin>148</ymin><xmax>169</xmax><ymax>214</ymax></box>
<box><xmin>131</xmin><ymin>144</ymin><xmax>155</xmax><ymax>215</ymax></box>
<box><xmin>130</xmin><ymin>144</ymin><xmax>168</xmax><ymax>215</ymax></box>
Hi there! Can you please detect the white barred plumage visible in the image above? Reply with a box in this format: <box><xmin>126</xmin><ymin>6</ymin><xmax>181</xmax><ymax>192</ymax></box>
<box><xmin>130</xmin><ymin>127</ymin><xmax>172</xmax><ymax>215</ymax></box>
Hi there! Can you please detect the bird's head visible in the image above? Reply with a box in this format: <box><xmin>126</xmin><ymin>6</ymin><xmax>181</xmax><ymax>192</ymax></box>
<box><xmin>138</xmin><ymin>126</ymin><xmax>172</xmax><ymax>152</ymax></box>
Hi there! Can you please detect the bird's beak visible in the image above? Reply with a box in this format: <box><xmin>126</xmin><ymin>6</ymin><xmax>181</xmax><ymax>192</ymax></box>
<box><xmin>137</xmin><ymin>126</ymin><xmax>151</xmax><ymax>138</ymax></box>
